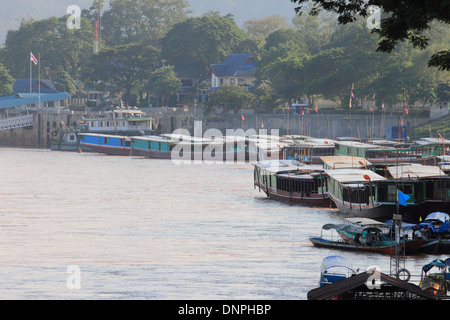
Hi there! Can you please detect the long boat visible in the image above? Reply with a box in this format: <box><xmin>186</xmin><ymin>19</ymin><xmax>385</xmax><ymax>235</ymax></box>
<box><xmin>80</xmin><ymin>107</ymin><xmax>152</xmax><ymax>136</ymax></box>
<box><xmin>310</xmin><ymin>237</ymin><xmax>410</xmax><ymax>255</ymax></box>
<box><xmin>334</xmin><ymin>217</ymin><xmax>428</xmax><ymax>253</ymax></box>
<box><xmin>325</xmin><ymin>168</ymin><xmax>392</xmax><ymax>220</ymax></box>
<box><xmin>131</xmin><ymin>134</ymin><xmax>249</xmax><ymax>161</ymax></box>
<box><xmin>78</xmin><ymin>133</ymin><xmax>132</xmax><ymax>156</ymax></box>
<box><xmin>310</xmin><ymin>220</ymin><xmax>426</xmax><ymax>255</ymax></box>
<box><xmin>253</xmin><ymin>159</ymin><xmax>331</xmax><ymax>206</ymax></box>
<box><xmin>334</xmin><ymin>140</ymin><xmax>437</xmax><ymax>166</ymax></box>
<box><xmin>325</xmin><ymin>164</ymin><xmax>450</xmax><ymax>222</ymax></box>
<box><xmin>282</xmin><ymin>138</ymin><xmax>336</xmax><ymax>164</ymax></box>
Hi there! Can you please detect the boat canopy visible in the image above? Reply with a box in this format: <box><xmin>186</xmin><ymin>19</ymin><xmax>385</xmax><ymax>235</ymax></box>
<box><xmin>422</xmin><ymin>259</ymin><xmax>448</xmax><ymax>273</ymax></box>
<box><xmin>325</xmin><ymin>169</ymin><xmax>386</xmax><ymax>183</ymax></box>
<box><xmin>387</xmin><ymin>164</ymin><xmax>446</xmax><ymax>179</ymax></box>
<box><xmin>321</xmin><ymin>156</ymin><xmax>372</xmax><ymax>169</ymax></box>
<box><xmin>252</xmin><ymin>159</ymin><xmax>305</xmax><ymax>173</ymax></box>
<box><xmin>423</xmin><ymin>212</ymin><xmax>450</xmax><ymax>223</ymax></box>
<box><xmin>321</xmin><ymin>256</ymin><xmax>356</xmax><ymax>274</ymax></box>
<box><xmin>322</xmin><ymin>223</ymin><xmax>363</xmax><ymax>234</ymax></box>
<box><xmin>384</xmin><ymin>220</ymin><xmax>418</xmax><ymax>230</ymax></box>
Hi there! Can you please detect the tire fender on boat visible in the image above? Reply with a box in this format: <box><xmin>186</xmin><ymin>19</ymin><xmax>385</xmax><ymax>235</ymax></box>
<box><xmin>396</xmin><ymin>268</ymin><xmax>411</xmax><ymax>282</ymax></box>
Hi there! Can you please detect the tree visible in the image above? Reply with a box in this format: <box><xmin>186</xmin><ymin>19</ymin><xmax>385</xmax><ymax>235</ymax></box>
<box><xmin>206</xmin><ymin>84</ymin><xmax>254</xmax><ymax>114</ymax></box>
<box><xmin>290</xmin><ymin>0</ymin><xmax>450</xmax><ymax>70</ymax></box>
<box><xmin>54</xmin><ymin>71</ymin><xmax>77</xmax><ymax>96</ymax></box>
<box><xmin>243</xmin><ymin>15</ymin><xmax>290</xmax><ymax>48</ymax></box>
<box><xmin>143</xmin><ymin>65</ymin><xmax>182</xmax><ymax>107</ymax></box>
<box><xmin>83</xmin><ymin>43</ymin><xmax>160</xmax><ymax>105</ymax></box>
<box><xmin>161</xmin><ymin>13</ymin><xmax>251</xmax><ymax>79</ymax></box>
<box><xmin>101</xmin><ymin>0</ymin><xmax>190</xmax><ymax>47</ymax></box>
<box><xmin>0</xmin><ymin>63</ymin><xmax>14</xmax><ymax>96</ymax></box>
<box><xmin>1</xmin><ymin>15</ymin><xmax>93</xmax><ymax>80</ymax></box>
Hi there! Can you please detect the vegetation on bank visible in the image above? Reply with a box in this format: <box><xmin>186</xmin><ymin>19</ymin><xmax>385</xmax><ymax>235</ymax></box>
<box><xmin>0</xmin><ymin>0</ymin><xmax>448</xmax><ymax>117</ymax></box>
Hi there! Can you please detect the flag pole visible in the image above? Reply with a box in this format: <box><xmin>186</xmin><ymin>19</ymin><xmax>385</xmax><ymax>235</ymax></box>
<box><xmin>30</xmin><ymin>51</ymin><xmax>32</xmax><ymax>93</ymax></box>
<box><xmin>38</xmin><ymin>52</ymin><xmax>41</xmax><ymax>109</ymax></box>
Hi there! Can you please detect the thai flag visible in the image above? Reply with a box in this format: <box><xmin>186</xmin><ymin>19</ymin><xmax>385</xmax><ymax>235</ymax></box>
<box><xmin>438</xmin><ymin>133</ymin><xmax>444</xmax><ymax>139</ymax></box>
<box><xmin>241</xmin><ymin>114</ymin><xmax>245</xmax><ymax>121</ymax></box>
<box><xmin>30</xmin><ymin>52</ymin><xmax>38</xmax><ymax>65</ymax></box>
<box><xmin>404</xmin><ymin>104</ymin><xmax>408</xmax><ymax>115</ymax></box>
<box><xmin>399</xmin><ymin>117</ymin><xmax>404</xmax><ymax>125</ymax></box>
<box><xmin>350</xmin><ymin>91</ymin><xmax>354</xmax><ymax>99</ymax></box>
<box><xmin>369</xmin><ymin>106</ymin><xmax>374</xmax><ymax>111</ymax></box>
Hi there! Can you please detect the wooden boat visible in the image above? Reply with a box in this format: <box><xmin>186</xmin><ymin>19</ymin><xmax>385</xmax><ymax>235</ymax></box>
<box><xmin>253</xmin><ymin>160</ymin><xmax>331</xmax><ymax>207</ymax></box>
<box><xmin>282</xmin><ymin>138</ymin><xmax>335</xmax><ymax>164</ymax></box>
<box><xmin>80</xmin><ymin>106</ymin><xmax>152</xmax><ymax>136</ymax></box>
<box><xmin>325</xmin><ymin>168</ymin><xmax>393</xmax><ymax>220</ymax></box>
<box><xmin>131</xmin><ymin>134</ymin><xmax>249</xmax><ymax>161</ymax></box>
<box><xmin>310</xmin><ymin>236</ymin><xmax>409</xmax><ymax>255</ymax></box>
<box><xmin>420</xmin><ymin>259</ymin><xmax>450</xmax><ymax>296</ymax></box>
<box><xmin>418</xmin><ymin>212</ymin><xmax>450</xmax><ymax>253</ymax></box>
<box><xmin>325</xmin><ymin>164</ymin><xmax>450</xmax><ymax>222</ymax></box>
<box><xmin>78</xmin><ymin>133</ymin><xmax>132</xmax><ymax>156</ymax></box>
<box><xmin>311</xmin><ymin>220</ymin><xmax>426</xmax><ymax>255</ymax></box>
<box><xmin>50</xmin><ymin>129</ymin><xmax>91</xmax><ymax>152</ymax></box>
<box><xmin>335</xmin><ymin>217</ymin><xmax>428</xmax><ymax>254</ymax></box>
<box><xmin>334</xmin><ymin>140</ymin><xmax>437</xmax><ymax>166</ymax></box>
<box><xmin>318</xmin><ymin>256</ymin><xmax>356</xmax><ymax>287</ymax></box>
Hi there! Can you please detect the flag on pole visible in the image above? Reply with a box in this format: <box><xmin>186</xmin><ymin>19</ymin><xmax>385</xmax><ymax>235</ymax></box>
<box><xmin>241</xmin><ymin>114</ymin><xmax>245</xmax><ymax>121</ymax></box>
<box><xmin>315</xmin><ymin>105</ymin><xmax>318</xmax><ymax>113</ymax></box>
<box><xmin>399</xmin><ymin>117</ymin><xmax>404</xmax><ymax>125</ymax></box>
<box><xmin>30</xmin><ymin>52</ymin><xmax>38</xmax><ymax>65</ymax></box>
<box><xmin>397</xmin><ymin>190</ymin><xmax>410</xmax><ymax>206</ymax></box>
<box><xmin>404</xmin><ymin>104</ymin><xmax>408</xmax><ymax>115</ymax></box>
<box><xmin>350</xmin><ymin>91</ymin><xmax>354</xmax><ymax>99</ymax></box>
<box><xmin>381</xmin><ymin>101</ymin><xmax>385</xmax><ymax>109</ymax></box>
<box><xmin>369</xmin><ymin>106</ymin><xmax>374</xmax><ymax>112</ymax></box>
<box><xmin>438</xmin><ymin>133</ymin><xmax>444</xmax><ymax>139</ymax></box>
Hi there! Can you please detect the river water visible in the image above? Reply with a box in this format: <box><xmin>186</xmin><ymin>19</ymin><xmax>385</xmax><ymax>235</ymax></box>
<box><xmin>0</xmin><ymin>147</ymin><xmax>446</xmax><ymax>300</ymax></box>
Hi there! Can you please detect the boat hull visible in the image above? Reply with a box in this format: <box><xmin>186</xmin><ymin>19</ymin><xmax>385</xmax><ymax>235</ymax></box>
<box><xmin>80</xmin><ymin>143</ymin><xmax>131</xmax><ymax>156</ymax></box>
<box><xmin>310</xmin><ymin>237</ymin><xmax>397</xmax><ymax>255</ymax></box>
<box><xmin>255</xmin><ymin>181</ymin><xmax>333</xmax><ymax>207</ymax></box>
<box><xmin>329</xmin><ymin>193</ymin><xmax>395</xmax><ymax>220</ymax></box>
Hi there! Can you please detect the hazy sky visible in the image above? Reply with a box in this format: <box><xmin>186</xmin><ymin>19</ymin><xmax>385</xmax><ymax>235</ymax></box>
<box><xmin>0</xmin><ymin>0</ymin><xmax>299</xmax><ymax>44</ymax></box>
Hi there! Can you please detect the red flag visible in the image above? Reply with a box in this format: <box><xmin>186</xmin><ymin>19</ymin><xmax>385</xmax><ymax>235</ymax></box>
<box><xmin>369</xmin><ymin>106</ymin><xmax>374</xmax><ymax>112</ymax></box>
<box><xmin>404</xmin><ymin>104</ymin><xmax>408</xmax><ymax>115</ymax></box>
<box><xmin>438</xmin><ymin>133</ymin><xmax>444</xmax><ymax>139</ymax></box>
<box><xmin>315</xmin><ymin>105</ymin><xmax>318</xmax><ymax>113</ymax></box>
<box><xmin>30</xmin><ymin>52</ymin><xmax>38</xmax><ymax>65</ymax></box>
<box><xmin>350</xmin><ymin>91</ymin><xmax>354</xmax><ymax>99</ymax></box>
<box><xmin>241</xmin><ymin>114</ymin><xmax>245</xmax><ymax>121</ymax></box>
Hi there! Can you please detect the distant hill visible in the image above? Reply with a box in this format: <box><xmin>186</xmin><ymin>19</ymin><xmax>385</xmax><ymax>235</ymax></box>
<box><xmin>0</xmin><ymin>0</ymin><xmax>298</xmax><ymax>45</ymax></box>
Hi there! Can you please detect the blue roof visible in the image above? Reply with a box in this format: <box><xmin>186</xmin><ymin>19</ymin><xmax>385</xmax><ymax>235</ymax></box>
<box><xmin>13</xmin><ymin>79</ymin><xmax>58</xmax><ymax>94</ymax></box>
<box><xmin>209</xmin><ymin>54</ymin><xmax>257</xmax><ymax>77</ymax></box>
<box><xmin>0</xmin><ymin>92</ymin><xmax>71</xmax><ymax>110</ymax></box>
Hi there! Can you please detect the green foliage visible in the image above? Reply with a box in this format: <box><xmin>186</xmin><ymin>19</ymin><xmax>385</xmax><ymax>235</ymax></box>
<box><xmin>101</xmin><ymin>0</ymin><xmax>190</xmax><ymax>47</ymax></box>
<box><xmin>143</xmin><ymin>65</ymin><xmax>182</xmax><ymax>107</ymax></box>
<box><xmin>1</xmin><ymin>16</ymin><xmax>93</xmax><ymax>80</ymax></box>
<box><xmin>83</xmin><ymin>43</ymin><xmax>160</xmax><ymax>105</ymax></box>
<box><xmin>0</xmin><ymin>63</ymin><xmax>14</xmax><ymax>96</ymax></box>
<box><xmin>160</xmin><ymin>13</ymin><xmax>252</xmax><ymax>78</ymax></box>
<box><xmin>290</xmin><ymin>0</ymin><xmax>450</xmax><ymax>71</ymax></box>
<box><xmin>206</xmin><ymin>84</ymin><xmax>255</xmax><ymax>114</ymax></box>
